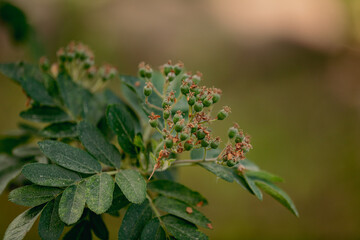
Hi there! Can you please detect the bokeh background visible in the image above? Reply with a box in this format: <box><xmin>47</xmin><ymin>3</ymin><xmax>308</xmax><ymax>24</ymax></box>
<box><xmin>1</xmin><ymin>0</ymin><xmax>360</xmax><ymax>239</ymax></box>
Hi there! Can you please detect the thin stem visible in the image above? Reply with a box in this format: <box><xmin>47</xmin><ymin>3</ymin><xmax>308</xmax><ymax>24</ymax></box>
<box><xmin>203</xmin><ymin>148</ymin><xmax>207</xmax><ymax>161</ymax></box>
<box><xmin>172</xmin><ymin>158</ymin><xmax>217</xmax><ymax>165</ymax></box>
<box><xmin>146</xmin><ymin>194</ymin><xmax>170</xmax><ymax>238</ymax></box>
<box><xmin>147</xmin><ymin>102</ymin><xmax>163</xmax><ymax>111</ymax></box>
<box><xmin>104</xmin><ymin>170</ymin><xmax>119</xmax><ymax>175</ymax></box>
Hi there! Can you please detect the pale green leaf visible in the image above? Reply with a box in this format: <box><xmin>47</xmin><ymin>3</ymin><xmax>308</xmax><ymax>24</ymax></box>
<box><xmin>85</xmin><ymin>173</ymin><xmax>114</xmax><ymax>214</ymax></box>
<box><xmin>58</xmin><ymin>183</ymin><xmax>86</xmax><ymax>225</ymax></box>
<box><xmin>9</xmin><ymin>185</ymin><xmax>62</xmax><ymax>207</ymax></box>
<box><xmin>115</xmin><ymin>169</ymin><xmax>146</xmax><ymax>204</ymax></box>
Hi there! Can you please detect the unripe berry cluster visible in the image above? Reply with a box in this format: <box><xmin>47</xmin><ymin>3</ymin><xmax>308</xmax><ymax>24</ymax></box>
<box><xmin>39</xmin><ymin>42</ymin><xmax>117</xmax><ymax>92</ymax></box>
<box><xmin>138</xmin><ymin>61</ymin><xmax>252</xmax><ymax>171</ymax></box>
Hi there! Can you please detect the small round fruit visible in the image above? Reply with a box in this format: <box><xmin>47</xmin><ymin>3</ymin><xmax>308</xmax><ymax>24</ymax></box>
<box><xmin>212</xmin><ymin>93</ymin><xmax>220</xmax><ymax>103</ymax></box>
<box><xmin>235</xmin><ymin>134</ymin><xmax>244</xmax><ymax>143</ymax></box>
<box><xmin>201</xmin><ymin>139</ymin><xmax>209</xmax><ymax>147</ymax></box>
<box><xmin>149</xmin><ymin>119</ymin><xmax>158</xmax><ymax>128</ymax></box>
<box><xmin>210</xmin><ymin>141</ymin><xmax>219</xmax><ymax>149</ymax></box>
<box><xmin>197</xmin><ymin>129</ymin><xmax>206</xmax><ymax>140</ymax></box>
<box><xmin>187</xmin><ymin>96</ymin><xmax>196</xmax><ymax>106</ymax></box>
<box><xmin>203</xmin><ymin>98</ymin><xmax>212</xmax><ymax>107</ymax></box>
<box><xmin>167</xmin><ymin>72</ymin><xmax>176</xmax><ymax>82</ymax></box>
<box><xmin>139</xmin><ymin>68</ymin><xmax>146</xmax><ymax>78</ymax></box>
<box><xmin>227</xmin><ymin>159</ymin><xmax>236</xmax><ymax>167</ymax></box>
<box><xmin>184</xmin><ymin>141</ymin><xmax>193</xmax><ymax>151</ymax></box>
<box><xmin>217</xmin><ymin>110</ymin><xmax>228</xmax><ymax>120</ymax></box>
<box><xmin>180</xmin><ymin>132</ymin><xmax>189</xmax><ymax>141</ymax></box>
<box><xmin>144</xmin><ymin>86</ymin><xmax>152</xmax><ymax>96</ymax></box>
<box><xmin>175</xmin><ymin>122</ymin><xmax>184</xmax><ymax>132</ymax></box>
<box><xmin>165</xmin><ymin>139</ymin><xmax>173</xmax><ymax>148</ymax></box>
<box><xmin>181</xmin><ymin>84</ymin><xmax>190</xmax><ymax>95</ymax></box>
<box><xmin>162</xmin><ymin>100</ymin><xmax>171</xmax><ymax>109</ymax></box>
<box><xmin>163</xmin><ymin>109</ymin><xmax>170</xmax><ymax>120</ymax></box>
<box><xmin>228</xmin><ymin>127</ymin><xmax>238</xmax><ymax>139</ymax></box>
<box><xmin>194</xmin><ymin>102</ymin><xmax>203</xmax><ymax>112</ymax></box>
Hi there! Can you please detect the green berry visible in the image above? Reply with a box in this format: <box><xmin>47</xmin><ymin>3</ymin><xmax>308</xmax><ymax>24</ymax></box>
<box><xmin>163</xmin><ymin>109</ymin><xmax>170</xmax><ymax>120</ymax></box>
<box><xmin>192</xmin><ymin>75</ymin><xmax>201</xmax><ymax>84</ymax></box>
<box><xmin>164</xmin><ymin>63</ymin><xmax>173</xmax><ymax>76</ymax></box>
<box><xmin>180</xmin><ymin>132</ymin><xmax>189</xmax><ymax>141</ymax></box>
<box><xmin>174</xmin><ymin>64</ymin><xmax>183</xmax><ymax>75</ymax></box>
<box><xmin>175</xmin><ymin>122</ymin><xmax>184</xmax><ymax>132</ymax></box>
<box><xmin>184</xmin><ymin>141</ymin><xmax>193</xmax><ymax>151</ymax></box>
<box><xmin>191</xmin><ymin>126</ymin><xmax>197</xmax><ymax>133</ymax></box>
<box><xmin>145</xmin><ymin>68</ymin><xmax>152</xmax><ymax>79</ymax></box>
<box><xmin>217</xmin><ymin>110</ymin><xmax>228</xmax><ymax>120</ymax></box>
<box><xmin>149</xmin><ymin>119</ymin><xmax>158</xmax><ymax>128</ymax></box>
<box><xmin>203</xmin><ymin>98</ymin><xmax>212</xmax><ymax>107</ymax></box>
<box><xmin>162</xmin><ymin>100</ymin><xmax>171</xmax><ymax>109</ymax></box>
<box><xmin>235</xmin><ymin>134</ymin><xmax>244</xmax><ymax>143</ymax></box>
<box><xmin>181</xmin><ymin>84</ymin><xmax>190</xmax><ymax>95</ymax></box>
<box><xmin>228</xmin><ymin>127</ymin><xmax>238</xmax><ymax>139</ymax></box>
<box><xmin>197</xmin><ymin>129</ymin><xmax>206</xmax><ymax>140</ymax></box>
<box><xmin>165</xmin><ymin>139</ymin><xmax>173</xmax><ymax>148</ymax></box>
<box><xmin>194</xmin><ymin>102</ymin><xmax>203</xmax><ymax>112</ymax></box>
<box><xmin>242</xmin><ymin>146</ymin><xmax>249</xmax><ymax>153</ymax></box>
<box><xmin>190</xmin><ymin>86</ymin><xmax>200</xmax><ymax>95</ymax></box>
<box><xmin>212</xmin><ymin>93</ymin><xmax>220</xmax><ymax>103</ymax></box>
<box><xmin>187</xmin><ymin>96</ymin><xmax>196</xmax><ymax>106</ymax></box>
<box><xmin>227</xmin><ymin>159</ymin><xmax>236</xmax><ymax>167</ymax></box>
<box><xmin>39</xmin><ymin>57</ymin><xmax>50</xmax><ymax>72</ymax></box>
<box><xmin>201</xmin><ymin>139</ymin><xmax>209</xmax><ymax>147</ymax></box>
<box><xmin>173</xmin><ymin>114</ymin><xmax>182</xmax><ymax>124</ymax></box>
<box><xmin>167</xmin><ymin>72</ymin><xmax>176</xmax><ymax>82</ymax></box>
<box><xmin>139</xmin><ymin>68</ymin><xmax>146</xmax><ymax>78</ymax></box>
<box><xmin>144</xmin><ymin>86</ymin><xmax>152</xmax><ymax>96</ymax></box>
<box><xmin>210</xmin><ymin>141</ymin><xmax>219</xmax><ymax>149</ymax></box>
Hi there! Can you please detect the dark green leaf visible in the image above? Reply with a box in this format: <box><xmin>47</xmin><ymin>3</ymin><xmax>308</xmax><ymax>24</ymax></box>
<box><xmin>0</xmin><ymin>134</ymin><xmax>30</xmax><ymax>154</ymax></box>
<box><xmin>115</xmin><ymin>169</ymin><xmax>146</xmax><ymax>204</ymax></box>
<box><xmin>20</xmin><ymin>106</ymin><xmax>70</xmax><ymax>123</ymax></box>
<box><xmin>0</xmin><ymin>155</ymin><xmax>26</xmax><ymax>194</ymax></box>
<box><xmin>12</xmin><ymin>144</ymin><xmax>41</xmax><ymax>158</ymax></box>
<box><xmin>4</xmin><ymin>204</ymin><xmax>44</xmax><ymax>240</ymax></box>
<box><xmin>255</xmin><ymin>180</ymin><xmax>299</xmax><ymax>217</ymax></box>
<box><xmin>85</xmin><ymin>173</ymin><xmax>114</xmax><ymax>214</ymax></box>
<box><xmin>106</xmin><ymin>185</ymin><xmax>130</xmax><ymax>214</ymax></box>
<box><xmin>58</xmin><ymin>183</ymin><xmax>86</xmax><ymax>225</ymax></box>
<box><xmin>191</xmin><ymin>149</ymin><xmax>233</xmax><ymax>182</ymax></box>
<box><xmin>89</xmin><ymin>211</ymin><xmax>109</xmax><ymax>240</ymax></box>
<box><xmin>9</xmin><ymin>185</ymin><xmax>62</xmax><ymax>207</ymax></box>
<box><xmin>38</xmin><ymin>197</ymin><xmax>64</xmax><ymax>240</ymax></box>
<box><xmin>57</xmin><ymin>72</ymin><xmax>84</xmax><ymax>118</ymax></box>
<box><xmin>0</xmin><ymin>62</ymin><xmax>55</xmax><ymax>106</ymax></box>
<box><xmin>162</xmin><ymin>215</ymin><xmax>208</xmax><ymax>240</ymax></box>
<box><xmin>78</xmin><ymin>121</ymin><xmax>121</xmax><ymax>169</ymax></box>
<box><xmin>38</xmin><ymin>140</ymin><xmax>101</xmax><ymax>174</ymax></box>
<box><xmin>106</xmin><ymin>104</ymin><xmax>136</xmax><ymax>154</ymax></box>
<box><xmin>82</xmin><ymin>91</ymin><xmax>105</xmax><ymax>125</ymax></box>
<box><xmin>118</xmin><ymin>200</ymin><xmax>153</xmax><ymax>240</ymax></box>
<box><xmin>22</xmin><ymin>163</ymin><xmax>81</xmax><ymax>187</ymax></box>
<box><xmin>40</xmin><ymin>122</ymin><xmax>78</xmax><ymax>138</ymax></box>
<box><xmin>246</xmin><ymin>170</ymin><xmax>283</xmax><ymax>183</ymax></box>
<box><xmin>231</xmin><ymin>171</ymin><xmax>254</xmax><ymax>195</ymax></box>
<box><xmin>63</xmin><ymin>221</ymin><xmax>92</xmax><ymax>240</ymax></box>
<box><xmin>140</xmin><ymin>218</ymin><xmax>166</xmax><ymax>240</ymax></box>
<box><xmin>148</xmin><ymin>179</ymin><xmax>208</xmax><ymax>207</ymax></box>
<box><xmin>243</xmin><ymin>174</ymin><xmax>262</xmax><ymax>200</ymax></box>
<box><xmin>154</xmin><ymin>196</ymin><xmax>211</xmax><ymax>229</ymax></box>
<box><xmin>198</xmin><ymin>162</ymin><xmax>234</xmax><ymax>183</ymax></box>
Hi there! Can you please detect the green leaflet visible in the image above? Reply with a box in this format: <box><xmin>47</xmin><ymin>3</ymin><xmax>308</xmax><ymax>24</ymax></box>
<box><xmin>106</xmin><ymin>104</ymin><xmax>136</xmax><ymax>155</ymax></box>
<box><xmin>0</xmin><ymin>134</ymin><xmax>30</xmax><ymax>154</ymax></box>
<box><xmin>245</xmin><ymin>170</ymin><xmax>283</xmax><ymax>183</ymax></box>
<box><xmin>148</xmin><ymin>179</ymin><xmax>208</xmax><ymax>207</ymax></box>
<box><xmin>20</xmin><ymin>106</ymin><xmax>70</xmax><ymax>123</ymax></box>
<box><xmin>4</xmin><ymin>204</ymin><xmax>44</xmax><ymax>240</ymax></box>
<box><xmin>106</xmin><ymin>185</ymin><xmax>130</xmax><ymax>214</ymax></box>
<box><xmin>12</xmin><ymin>144</ymin><xmax>41</xmax><ymax>158</ymax></box>
<box><xmin>63</xmin><ymin>220</ymin><xmax>92</xmax><ymax>240</ymax></box>
<box><xmin>154</xmin><ymin>196</ymin><xmax>212</xmax><ymax>229</ymax></box>
<box><xmin>9</xmin><ymin>185</ymin><xmax>62</xmax><ymax>207</ymax></box>
<box><xmin>38</xmin><ymin>197</ymin><xmax>64</xmax><ymax>240</ymax></box>
<box><xmin>0</xmin><ymin>155</ymin><xmax>26</xmax><ymax>194</ymax></box>
<box><xmin>40</xmin><ymin>122</ymin><xmax>78</xmax><ymax>138</ymax></box>
<box><xmin>78</xmin><ymin>121</ymin><xmax>121</xmax><ymax>169</ymax></box>
<box><xmin>190</xmin><ymin>148</ymin><xmax>234</xmax><ymax>182</ymax></box>
<box><xmin>0</xmin><ymin>62</ymin><xmax>55</xmax><ymax>106</ymax></box>
<box><xmin>22</xmin><ymin>163</ymin><xmax>81</xmax><ymax>187</ymax></box>
<box><xmin>58</xmin><ymin>183</ymin><xmax>86</xmax><ymax>225</ymax></box>
<box><xmin>140</xmin><ymin>218</ymin><xmax>166</xmax><ymax>240</ymax></box>
<box><xmin>85</xmin><ymin>173</ymin><xmax>115</xmax><ymax>214</ymax></box>
<box><xmin>255</xmin><ymin>180</ymin><xmax>299</xmax><ymax>217</ymax></box>
<box><xmin>115</xmin><ymin>169</ymin><xmax>146</xmax><ymax>204</ymax></box>
<box><xmin>243</xmin><ymin>173</ymin><xmax>263</xmax><ymax>200</ymax></box>
<box><xmin>57</xmin><ymin>72</ymin><xmax>104</xmax><ymax>124</ymax></box>
<box><xmin>118</xmin><ymin>200</ymin><xmax>153</xmax><ymax>240</ymax></box>
<box><xmin>38</xmin><ymin>140</ymin><xmax>101</xmax><ymax>174</ymax></box>
<box><xmin>89</xmin><ymin>211</ymin><xmax>109</xmax><ymax>240</ymax></box>
<box><xmin>162</xmin><ymin>215</ymin><xmax>208</xmax><ymax>240</ymax></box>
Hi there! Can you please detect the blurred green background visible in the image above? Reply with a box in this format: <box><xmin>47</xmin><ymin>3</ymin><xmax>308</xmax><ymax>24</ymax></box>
<box><xmin>1</xmin><ymin>0</ymin><xmax>360</xmax><ymax>239</ymax></box>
